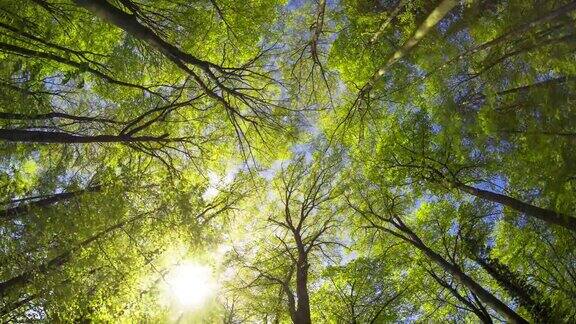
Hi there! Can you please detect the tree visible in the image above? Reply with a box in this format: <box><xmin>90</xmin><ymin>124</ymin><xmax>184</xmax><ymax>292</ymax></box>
<box><xmin>225</xmin><ymin>152</ymin><xmax>346</xmax><ymax>323</ymax></box>
<box><xmin>345</xmin><ymin>182</ymin><xmax>528</xmax><ymax>323</ymax></box>
<box><xmin>2</xmin><ymin>0</ymin><xmax>576</xmax><ymax>322</ymax></box>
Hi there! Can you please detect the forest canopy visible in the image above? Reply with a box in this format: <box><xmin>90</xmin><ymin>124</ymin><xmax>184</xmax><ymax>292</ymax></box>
<box><xmin>1</xmin><ymin>0</ymin><xmax>575</xmax><ymax>322</ymax></box>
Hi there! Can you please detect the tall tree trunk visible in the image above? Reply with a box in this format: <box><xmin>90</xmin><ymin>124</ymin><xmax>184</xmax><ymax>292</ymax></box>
<box><xmin>0</xmin><ymin>212</ymin><xmax>145</xmax><ymax>299</ymax></box>
<box><xmin>0</xmin><ymin>112</ymin><xmax>121</xmax><ymax>125</ymax></box>
<box><xmin>415</xmin><ymin>242</ymin><xmax>527</xmax><ymax>323</ymax></box>
<box><xmin>499</xmin><ymin>129</ymin><xmax>576</xmax><ymax>139</ymax></box>
<box><xmin>465</xmin><ymin>33</ymin><xmax>576</xmax><ymax>82</ymax></box>
<box><xmin>0</xmin><ymin>129</ymin><xmax>170</xmax><ymax>144</ymax></box>
<box><xmin>462</xmin><ymin>77</ymin><xmax>574</xmax><ymax>107</ymax></box>
<box><xmin>0</xmin><ymin>293</ymin><xmax>38</xmax><ymax>317</ymax></box>
<box><xmin>472</xmin><ymin>254</ymin><xmax>556</xmax><ymax>322</ymax></box>
<box><xmin>369</xmin><ymin>0</ymin><xmax>408</xmax><ymax>45</ymax></box>
<box><xmin>2</xmin><ymin>186</ymin><xmax>101</xmax><ymax>222</ymax></box>
<box><xmin>0</xmin><ymin>42</ymin><xmax>153</xmax><ymax>94</ymax></box>
<box><xmin>425</xmin><ymin>268</ymin><xmax>493</xmax><ymax>323</ymax></box>
<box><xmin>72</xmin><ymin>0</ymin><xmax>209</xmax><ymax>69</ymax></box>
<box><xmin>364</xmin><ymin>0</ymin><xmax>459</xmax><ymax>89</ymax></box>
<box><xmin>310</xmin><ymin>0</ymin><xmax>326</xmax><ymax>66</ymax></box>
<box><xmin>496</xmin><ymin>77</ymin><xmax>573</xmax><ymax>97</ymax></box>
<box><xmin>428</xmin><ymin>1</ymin><xmax>576</xmax><ymax>78</ymax></box>
<box><xmin>0</xmin><ymin>269</ymin><xmax>100</xmax><ymax>318</ymax></box>
<box><xmin>294</xmin><ymin>257</ymin><xmax>311</xmax><ymax>324</ymax></box>
<box><xmin>465</xmin><ymin>1</ymin><xmax>576</xmax><ymax>55</ymax></box>
<box><xmin>455</xmin><ymin>182</ymin><xmax>576</xmax><ymax>232</ymax></box>
<box><xmin>293</xmin><ymin>236</ymin><xmax>312</xmax><ymax>324</ymax></box>
<box><xmin>0</xmin><ymin>251</ymin><xmax>70</xmax><ymax>299</ymax></box>
<box><xmin>73</xmin><ymin>0</ymin><xmax>245</xmax><ymax>119</ymax></box>
<box><xmin>388</xmin><ymin>219</ymin><xmax>528</xmax><ymax>323</ymax></box>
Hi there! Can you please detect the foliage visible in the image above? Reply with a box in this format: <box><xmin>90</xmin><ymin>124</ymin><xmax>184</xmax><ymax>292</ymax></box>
<box><xmin>0</xmin><ymin>0</ymin><xmax>575</xmax><ymax>322</ymax></box>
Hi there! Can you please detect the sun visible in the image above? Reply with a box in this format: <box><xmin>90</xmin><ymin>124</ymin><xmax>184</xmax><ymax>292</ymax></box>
<box><xmin>165</xmin><ymin>262</ymin><xmax>216</xmax><ymax>307</ymax></box>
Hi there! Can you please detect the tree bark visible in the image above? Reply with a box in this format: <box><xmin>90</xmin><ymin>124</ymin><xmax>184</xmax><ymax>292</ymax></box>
<box><xmin>465</xmin><ymin>33</ymin><xmax>576</xmax><ymax>82</ymax></box>
<box><xmin>291</xmin><ymin>233</ymin><xmax>312</xmax><ymax>324</ymax></box>
<box><xmin>455</xmin><ymin>182</ymin><xmax>576</xmax><ymax>232</ymax></box>
<box><xmin>0</xmin><ymin>42</ymin><xmax>153</xmax><ymax>94</ymax></box>
<box><xmin>73</xmin><ymin>0</ymin><xmax>247</xmax><ymax>121</ymax></box>
<box><xmin>496</xmin><ymin>77</ymin><xmax>573</xmax><ymax>97</ymax></box>
<box><xmin>0</xmin><ymin>293</ymin><xmax>38</xmax><ymax>317</ymax></box>
<box><xmin>364</xmin><ymin>0</ymin><xmax>459</xmax><ymax>89</ymax></box>
<box><xmin>294</xmin><ymin>256</ymin><xmax>312</xmax><ymax>324</ymax></box>
<box><xmin>0</xmin><ymin>129</ymin><xmax>171</xmax><ymax>144</ymax></box>
<box><xmin>0</xmin><ymin>212</ymin><xmax>144</xmax><ymax>299</ymax></box>
<box><xmin>0</xmin><ymin>112</ymin><xmax>121</xmax><ymax>125</ymax></box>
<box><xmin>386</xmin><ymin>219</ymin><xmax>528</xmax><ymax>323</ymax></box>
<box><xmin>473</xmin><ymin>255</ymin><xmax>555</xmax><ymax>322</ymax></box>
<box><xmin>0</xmin><ymin>251</ymin><xmax>70</xmax><ymax>299</ymax></box>
<box><xmin>462</xmin><ymin>77</ymin><xmax>573</xmax><ymax>106</ymax></box>
<box><xmin>463</xmin><ymin>1</ymin><xmax>576</xmax><ymax>57</ymax></box>
<box><xmin>369</xmin><ymin>0</ymin><xmax>409</xmax><ymax>45</ymax></box>
<box><xmin>73</xmin><ymin>0</ymin><xmax>210</xmax><ymax>68</ymax></box>
<box><xmin>426</xmin><ymin>268</ymin><xmax>493</xmax><ymax>323</ymax></box>
<box><xmin>1</xmin><ymin>186</ymin><xmax>101</xmax><ymax>221</ymax></box>
<box><xmin>428</xmin><ymin>1</ymin><xmax>576</xmax><ymax>78</ymax></box>
<box><xmin>415</xmin><ymin>242</ymin><xmax>527</xmax><ymax>323</ymax></box>
<box><xmin>310</xmin><ymin>0</ymin><xmax>326</xmax><ymax>66</ymax></box>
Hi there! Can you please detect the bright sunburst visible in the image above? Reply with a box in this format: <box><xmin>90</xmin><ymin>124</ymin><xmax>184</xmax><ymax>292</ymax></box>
<box><xmin>165</xmin><ymin>263</ymin><xmax>215</xmax><ymax>307</ymax></box>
